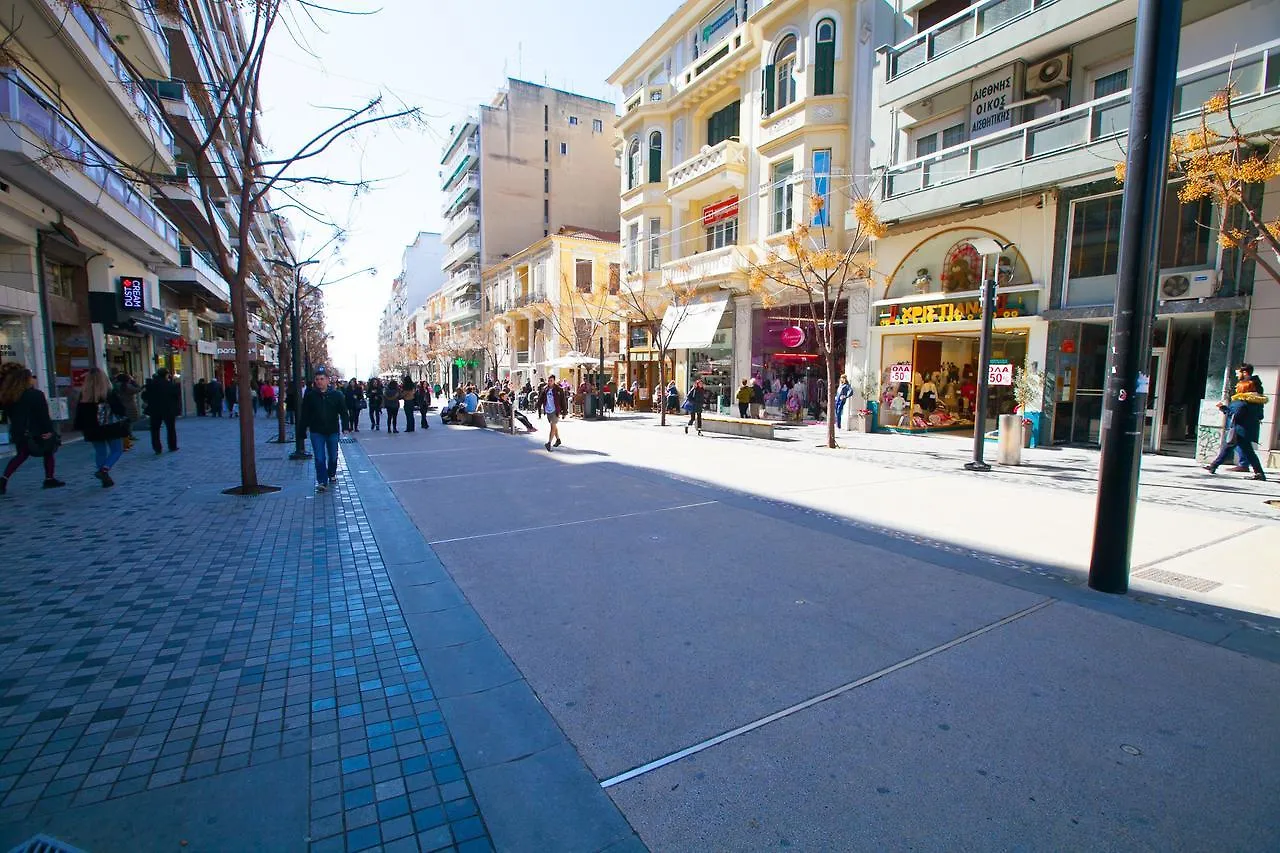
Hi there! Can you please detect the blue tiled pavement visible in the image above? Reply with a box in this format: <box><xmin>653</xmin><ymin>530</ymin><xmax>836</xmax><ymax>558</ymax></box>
<box><xmin>0</xmin><ymin>418</ymin><xmax>491</xmax><ymax>852</ymax></box>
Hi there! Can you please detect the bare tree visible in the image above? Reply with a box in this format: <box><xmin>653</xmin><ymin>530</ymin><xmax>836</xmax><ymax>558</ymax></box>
<box><xmin>747</xmin><ymin>193</ymin><xmax>885</xmax><ymax>449</ymax></box>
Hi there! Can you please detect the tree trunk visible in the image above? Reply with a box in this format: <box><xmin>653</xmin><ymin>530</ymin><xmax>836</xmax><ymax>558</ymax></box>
<box><xmin>232</xmin><ymin>271</ymin><xmax>259</xmax><ymax>490</ymax></box>
<box><xmin>276</xmin><ymin>321</ymin><xmax>288</xmax><ymax>443</ymax></box>
<box><xmin>825</xmin><ymin>348</ymin><xmax>837</xmax><ymax>449</ymax></box>
<box><xmin>658</xmin><ymin>353</ymin><xmax>668</xmax><ymax>427</ymax></box>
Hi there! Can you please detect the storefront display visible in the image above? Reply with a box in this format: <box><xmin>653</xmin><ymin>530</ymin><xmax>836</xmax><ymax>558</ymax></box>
<box><xmin>882</xmin><ymin>229</ymin><xmax>1033</xmax><ymax>300</ymax></box>
<box><xmin>686</xmin><ymin>322</ymin><xmax>733</xmax><ymax>409</ymax></box>
<box><xmin>104</xmin><ymin>333</ymin><xmax>146</xmax><ymax>380</ymax></box>
<box><xmin>0</xmin><ymin>314</ymin><xmax>33</xmax><ymax>370</ymax></box>
<box><xmin>751</xmin><ymin>305</ymin><xmax>847</xmax><ymax>417</ymax></box>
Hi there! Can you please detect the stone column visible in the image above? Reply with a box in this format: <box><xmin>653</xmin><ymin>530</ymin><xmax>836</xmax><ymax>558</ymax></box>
<box><xmin>733</xmin><ymin>294</ymin><xmax>753</xmax><ymax>387</ymax></box>
<box><xmin>85</xmin><ymin>255</ymin><xmax>113</xmax><ymax>369</ymax></box>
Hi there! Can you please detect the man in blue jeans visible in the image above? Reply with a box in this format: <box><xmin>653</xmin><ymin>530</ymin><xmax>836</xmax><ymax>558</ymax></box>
<box><xmin>298</xmin><ymin>366</ymin><xmax>346</xmax><ymax>492</ymax></box>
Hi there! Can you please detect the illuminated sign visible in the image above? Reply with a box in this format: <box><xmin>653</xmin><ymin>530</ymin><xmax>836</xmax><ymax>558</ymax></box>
<box><xmin>878</xmin><ymin>295</ymin><xmax>1026</xmax><ymax>326</ymax></box>
<box><xmin>119</xmin><ymin>277</ymin><xmax>145</xmax><ymax>311</ymax></box>
<box><xmin>780</xmin><ymin>326</ymin><xmax>806</xmax><ymax>348</ymax></box>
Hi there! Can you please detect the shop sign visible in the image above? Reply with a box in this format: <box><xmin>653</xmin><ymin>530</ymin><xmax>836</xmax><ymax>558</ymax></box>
<box><xmin>119</xmin><ymin>277</ymin><xmax>145</xmax><ymax>311</ymax></box>
<box><xmin>197</xmin><ymin>340</ymin><xmax>217</xmax><ymax>356</ymax></box>
<box><xmin>989</xmin><ymin>360</ymin><xmax>1013</xmax><ymax>386</ymax></box>
<box><xmin>888</xmin><ymin>362</ymin><xmax>913</xmax><ymax>383</ymax></box>
<box><xmin>877</xmin><ymin>294</ymin><xmax>1024</xmax><ymax>326</ymax></box>
<box><xmin>699</xmin><ymin>0</ymin><xmax>736</xmax><ymax>49</ymax></box>
<box><xmin>216</xmin><ymin>340</ymin><xmax>236</xmax><ymax>360</ymax></box>
<box><xmin>780</xmin><ymin>326</ymin><xmax>806</xmax><ymax>348</ymax></box>
<box><xmin>702</xmin><ymin>196</ymin><xmax>739</xmax><ymax>227</ymax></box>
<box><xmin>969</xmin><ymin>64</ymin><xmax>1017</xmax><ymax>140</ymax></box>
<box><xmin>1060</xmin><ymin>338</ymin><xmax>1076</xmax><ymax>354</ymax></box>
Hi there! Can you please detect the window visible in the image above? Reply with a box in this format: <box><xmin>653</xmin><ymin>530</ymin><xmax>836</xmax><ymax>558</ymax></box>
<box><xmin>648</xmin><ymin>217</ymin><xmax>662</xmax><ymax>270</ymax></box>
<box><xmin>912</xmin><ymin>121</ymin><xmax>965</xmax><ymax>158</ymax></box>
<box><xmin>763</xmin><ymin>34</ymin><xmax>798</xmax><ymax>115</ymax></box>
<box><xmin>706</xmin><ymin>218</ymin><xmax>737</xmax><ymax>251</ymax></box>
<box><xmin>647</xmin><ymin>131</ymin><xmax>663</xmax><ymax>184</ymax></box>
<box><xmin>45</xmin><ymin>261</ymin><xmax>75</xmax><ymax>300</ymax></box>
<box><xmin>627</xmin><ymin>223</ymin><xmax>640</xmax><ymax>271</ymax></box>
<box><xmin>560</xmin><ymin>142</ymin><xmax>568</xmax><ymax>155</ymax></box>
<box><xmin>544</xmin><ymin>168</ymin><xmax>550</xmax><ymax>193</ymax></box>
<box><xmin>811</xmin><ymin>149</ymin><xmax>831</xmax><ymax>226</ymax></box>
<box><xmin>544</xmin><ymin>104</ymin><xmax>549</xmax><ymax>131</ymax></box>
<box><xmin>543</xmin><ymin>198</ymin><xmax>550</xmax><ymax>224</ymax></box>
<box><xmin>814</xmin><ymin>19</ymin><xmax>836</xmax><ymax>96</ymax></box>
<box><xmin>1093</xmin><ymin>68</ymin><xmax>1130</xmax><ymax>99</ymax></box>
<box><xmin>575</xmin><ymin>259</ymin><xmax>593</xmax><ymax>293</ymax></box>
<box><xmin>706</xmin><ymin>100</ymin><xmax>740</xmax><ymax>146</ymax></box>
<box><xmin>593</xmin><ymin>118</ymin><xmax>603</xmax><ymax>133</ymax></box>
<box><xmin>626</xmin><ymin>137</ymin><xmax>641</xmax><ymax>190</ymax></box>
<box><xmin>608</xmin><ymin>263</ymin><xmax>620</xmax><ymax>294</ymax></box>
<box><xmin>544</xmin><ymin>139</ymin><xmax>549</xmax><ymax>162</ymax></box>
<box><xmin>568</xmin><ymin>116</ymin><xmax>579</xmax><ymax>126</ymax></box>
<box><xmin>771</xmin><ymin>158</ymin><xmax>795</xmax><ymax>233</ymax></box>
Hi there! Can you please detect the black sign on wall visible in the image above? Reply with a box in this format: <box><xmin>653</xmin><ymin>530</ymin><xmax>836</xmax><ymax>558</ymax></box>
<box><xmin>119</xmin><ymin>277</ymin><xmax>145</xmax><ymax>311</ymax></box>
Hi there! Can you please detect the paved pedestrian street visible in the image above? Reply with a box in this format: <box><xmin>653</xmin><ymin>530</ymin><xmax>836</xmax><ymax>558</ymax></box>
<box><xmin>2</xmin><ymin>413</ymin><xmax>1279</xmax><ymax>851</ymax></box>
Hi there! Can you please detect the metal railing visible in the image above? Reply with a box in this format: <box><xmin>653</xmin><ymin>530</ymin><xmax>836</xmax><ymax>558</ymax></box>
<box><xmin>884</xmin><ymin>39</ymin><xmax>1280</xmax><ymax>199</ymax></box>
<box><xmin>0</xmin><ymin>71</ymin><xmax>180</xmax><ymax>250</ymax></box>
<box><xmin>886</xmin><ymin>0</ymin><xmax>1057</xmax><ymax>80</ymax></box>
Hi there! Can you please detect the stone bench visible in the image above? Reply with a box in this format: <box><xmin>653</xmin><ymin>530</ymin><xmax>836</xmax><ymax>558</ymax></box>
<box><xmin>698</xmin><ymin>413</ymin><xmax>776</xmax><ymax>440</ymax></box>
<box><xmin>480</xmin><ymin>402</ymin><xmax>511</xmax><ymax>431</ymax></box>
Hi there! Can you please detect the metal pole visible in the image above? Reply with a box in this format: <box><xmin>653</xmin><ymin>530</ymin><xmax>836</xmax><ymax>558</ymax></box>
<box><xmin>1089</xmin><ymin>0</ymin><xmax>1183</xmax><ymax>594</ymax></box>
<box><xmin>289</xmin><ymin>278</ymin><xmax>310</xmax><ymax>460</ymax></box>
<box><xmin>965</xmin><ymin>265</ymin><xmax>995</xmax><ymax>472</ymax></box>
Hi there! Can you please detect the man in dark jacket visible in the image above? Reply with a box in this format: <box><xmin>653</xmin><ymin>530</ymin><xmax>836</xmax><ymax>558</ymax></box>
<box><xmin>207</xmin><ymin>377</ymin><xmax>224</xmax><ymax>417</ymax></box>
<box><xmin>143</xmin><ymin>368</ymin><xmax>181</xmax><ymax>454</ymax></box>
<box><xmin>194</xmin><ymin>378</ymin><xmax>208</xmax><ymax>416</ymax></box>
<box><xmin>298</xmin><ymin>367</ymin><xmax>346</xmax><ymax>492</ymax></box>
<box><xmin>541</xmin><ymin>373</ymin><xmax>567</xmax><ymax>451</ymax></box>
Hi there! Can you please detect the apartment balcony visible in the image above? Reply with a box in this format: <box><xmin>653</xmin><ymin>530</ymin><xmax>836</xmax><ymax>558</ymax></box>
<box><xmin>620</xmin><ymin>182</ymin><xmax>667</xmax><ymax>217</ymax></box>
<box><xmin>667</xmin><ymin>139</ymin><xmax>748</xmax><ymax>202</ymax></box>
<box><xmin>441</xmin><ymin>115</ymin><xmax>479</xmax><ymax>164</ymax></box>
<box><xmin>618</xmin><ymin>84</ymin><xmax>671</xmax><ymax>131</ymax></box>
<box><xmin>448</xmin><ymin>265</ymin><xmax>481</xmax><ymax>291</ymax></box>
<box><xmin>152</xmin><ymin>173</ymin><xmax>212</xmax><ymax>244</ymax></box>
<box><xmin>881</xmin><ymin>0</ymin><xmax>1131</xmax><ymax>107</ymax></box>
<box><xmin>670</xmin><ymin>22</ymin><xmax>756</xmax><ymax>107</ymax></box>
<box><xmin>442</xmin><ymin>138</ymin><xmax>479</xmax><ymax>185</ymax></box>
<box><xmin>153</xmin><ymin>80</ymin><xmax>209</xmax><ymax>151</ymax></box>
<box><xmin>0</xmin><ymin>72</ymin><xmax>180</xmax><ymax>263</ymax></box>
<box><xmin>441</xmin><ymin>235</ymin><xmax>480</xmax><ymax>271</ymax></box>
<box><xmin>661</xmin><ymin>245</ymin><xmax>750</xmax><ymax>288</ymax></box>
<box><xmin>442</xmin><ymin>174</ymin><xmax>480</xmax><ymax>217</ymax></box>
<box><xmin>442</xmin><ymin>156</ymin><xmax>478</xmax><ymax>193</ymax></box>
<box><xmin>100</xmin><ymin>0</ymin><xmax>171</xmax><ymax>76</ymax></box>
<box><xmin>441</xmin><ymin>203</ymin><xmax>479</xmax><ymax>245</ymax></box>
<box><xmin>444</xmin><ymin>299</ymin><xmax>481</xmax><ymax>323</ymax></box>
<box><xmin>758</xmin><ymin>95</ymin><xmax>849</xmax><ymax>153</ymax></box>
<box><xmin>878</xmin><ymin>39</ymin><xmax>1280</xmax><ymax>221</ymax></box>
<box><xmin>156</xmin><ymin>246</ymin><xmax>231</xmax><ymax>307</ymax></box>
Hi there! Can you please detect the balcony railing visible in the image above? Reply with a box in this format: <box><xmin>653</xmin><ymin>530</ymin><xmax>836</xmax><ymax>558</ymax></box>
<box><xmin>70</xmin><ymin>5</ymin><xmax>175</xmax><ymax>153</ymax></box>
<box><xmin>0</xmin><ymin>72</ymin><xmax>180</xmax><ymax>250</ymax></box>
<box><xmin>886</xmin><ymin>0</ymin><xmax>1058</xmax><ymax>81</ymax></box>
<box><xmin>140</xmin><ymin>1</ymin><xmax>170</xmax><ymax>63</ymax></box>
<box><xmin>442</xmin><ymin>203</ymin><xmax>479</xmax><ymax>244</ymax></box>
<box><xmin>671</xmin><ymin>22</ymin><xmax>753</xmax><ymax>100</ymax></box>
<box><xmin>884</xmin><ymin>39</ymin><xmax>1280</xmax><ymax>199</ymax></box>
<box><xmin>667</xmin><ymin>139</ymin><xmax>747</xmax><ymax>194</ymax></box>
<box><xmin>515</xmin><ymin>292</ymin><xmax>544</xmax><ymax>308</ymax></box>
<box><xmin>442</xmin><ymin>138</ymin><xmax>479</xmax><ymax>179</ymax></box>
<box><xmin>661</xmin><ymin>245</ymin><xmax>749</xmax><ymax>286</ymax></box>
<box><xmin>153</xmin><ymin>79</ymin><xmax>209</xmax><ymax>147</ymax></box>
<box><xmin>443</xmin><ymin>174</ymin><xmax>480</xmax><ymax>216</ymax></box>
<box><xmin>442</xmin><ymin>235</ymin><xmax>480</xmax><ymax>270</ymax></box>
<box><xmin>623</xmin><ymin>84</ymin><xmax>668</xmax><ymax>114</ymax></box>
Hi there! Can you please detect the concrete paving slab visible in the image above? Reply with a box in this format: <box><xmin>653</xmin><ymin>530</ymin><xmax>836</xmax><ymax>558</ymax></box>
<box><xmin>439</xmin><ymin>680</ymin><xmax>566</xmax><ymax>770</ymax></box>
<box><xmin>606</xmin><ymin>601</ymin><xmax>1280</xmax><ymax>852</ymax></box>
<box><xmin>432</xmin><ymin>500</ymin><xmax>1045</xmax><ymax>779</ymax></box>
<box><xmin>416</xmin><ymin>635</ymin><xmax>522</xmax><ymax>700</ymax></box>
<box><xmin>395</xmin><ymin>579</ymin><xmax>469</xmax><ymax>614</ymax></box>
<box><xmin>466</xmin><ymin>743</ymin><xmax>640</xmax><ymax>853</ymax></box>
<box><xmin>403</xmin><ymin>604</ymin><xmax>490</xmax><ymax>649</ymax></box>
<box><xmin>1135</xmin><ymin>524</ymin><xmax>1280</xmax><ymax>616</ymax></box>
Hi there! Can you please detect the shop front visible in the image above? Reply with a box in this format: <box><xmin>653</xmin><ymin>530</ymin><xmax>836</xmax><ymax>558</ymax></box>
<box><xmin>0</xmin><ymin>313</ymin><xmax>35</xmax><ymax>446</ymax></box>
<box><xmin>751</xmin><ymin>302</ymin><xmax>847</xmax><ymax>416</ymax></box>
<box><xmin>626</xmin><ymin>323</ymin><xmax>673</xmax><ymax>411</ymax></box>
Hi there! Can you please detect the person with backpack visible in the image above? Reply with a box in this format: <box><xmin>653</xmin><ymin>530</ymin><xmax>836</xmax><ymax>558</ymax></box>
<box><xmin>75</xmin><ymin>368</ymin><xmax>130</xmax><ymax>488</ymax></box>
<box><xmin>0</xmin><ymin>362</ymin><xmax>64</xmax><ymax>493</ymax></box>
<box><xmin>143</xmin><ymin>368</ymin><xmax>181</xmax><ymax>453</ymax></box>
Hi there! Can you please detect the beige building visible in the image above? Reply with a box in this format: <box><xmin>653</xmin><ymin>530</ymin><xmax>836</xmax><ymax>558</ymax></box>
<box><xmin>608</xmin><ymin>0</ymin><xmax>890</xmax><ymax>410</ymax></box>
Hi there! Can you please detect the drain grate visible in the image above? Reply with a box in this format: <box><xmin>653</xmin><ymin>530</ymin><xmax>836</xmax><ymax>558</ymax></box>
<box><xmin>1133</xmin><ymin>568</ymin><xmax>1223</xmax><ymax>594</ymax></box>
<box><xmin>8</xmin><ymin>836</ymin><xmax>88</xmax><ymax>853</ymax></box>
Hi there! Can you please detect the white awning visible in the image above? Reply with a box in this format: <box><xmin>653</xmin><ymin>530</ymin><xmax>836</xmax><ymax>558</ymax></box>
<box><xmin>661</xmin><ymin>296</ymin><xmax>729</xmax><ymax>350</ymax></box>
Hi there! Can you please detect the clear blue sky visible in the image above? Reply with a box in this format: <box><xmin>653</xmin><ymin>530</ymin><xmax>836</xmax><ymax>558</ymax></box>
<box><xmin>259</xmin><ymin>0</ymin><xmax>676</xmax><ymax>378</ymax></box>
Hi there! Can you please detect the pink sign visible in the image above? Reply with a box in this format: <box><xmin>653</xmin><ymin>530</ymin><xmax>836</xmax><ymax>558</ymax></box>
<box><xmin>780</xmin><ymin>326</ymin><xmax>806</xmax><ymax>348</ymax></box>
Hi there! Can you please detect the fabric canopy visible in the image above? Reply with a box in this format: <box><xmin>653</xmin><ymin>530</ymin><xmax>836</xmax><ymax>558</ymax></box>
<box><xmin>661</xmin><ymin>296</ymin><xmax>729</xmax><ymax>350</ymax></box>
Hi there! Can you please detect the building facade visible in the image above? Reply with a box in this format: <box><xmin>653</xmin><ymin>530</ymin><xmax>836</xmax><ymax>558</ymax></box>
<box><xmin>866</xmin><ymin>0</ymin><xmax>1280</xmax><ymax>460</ymax></box>
<box><xmin>377</xmin><ymin>231</ymin><xmax>446</xmax><ymax>380</ymax></box>
<box><xmin>0</xmin><ymin>0</ymin><xmax>284</xmax><ymax>439</ymax></box>
<box><xmin>609</xmin><ymin>0</ymin><xmax>890</xmax><ymax>413</ymax></box>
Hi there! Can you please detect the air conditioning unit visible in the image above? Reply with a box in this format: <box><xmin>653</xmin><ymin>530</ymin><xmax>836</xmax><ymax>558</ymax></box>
<box><xmin>1025</xmin><ymin>54</ymin><xmax>1071</xmax><ymax>94</ymax></box>
<box><xmin>1158</xmin><ymin>269</ymin><xmax>1217</xmax><ymax>301</ymax></box>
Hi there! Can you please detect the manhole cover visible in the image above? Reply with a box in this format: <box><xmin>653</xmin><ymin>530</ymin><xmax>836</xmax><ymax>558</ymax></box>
<box><xmin>1132</xmin><ymin>568</ymin><xmax>1222</xmax><ymax>594</ymax></box>
<box><xmin>8</xmin><ymin>836</ymin><xmax>88</xmax><ymax>853</ymax></box>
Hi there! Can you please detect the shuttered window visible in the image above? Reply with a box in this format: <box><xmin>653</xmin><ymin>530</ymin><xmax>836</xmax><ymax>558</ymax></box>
<box><xmin>814</xmin><ymin>19</ymin><xmax>836</xmax><ymax>96</ymax></box>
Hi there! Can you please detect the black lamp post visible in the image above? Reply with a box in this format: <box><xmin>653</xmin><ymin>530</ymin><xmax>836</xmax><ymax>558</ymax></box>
<box><xmin>963</xmin><ymin>237</ymin><xmax>1014</xmax><ymax>473</ymax></box>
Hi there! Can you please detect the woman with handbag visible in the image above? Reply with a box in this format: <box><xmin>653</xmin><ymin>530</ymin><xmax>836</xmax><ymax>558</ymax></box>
<box><xmin>0</xmin><ymin>362</ymin><xmax>65</xmax><ymax>493</ymax></box>
<box><xmin>75</xmin><ymin>368</ymin><xmax>130</xmax><ymax>488</ymax></box>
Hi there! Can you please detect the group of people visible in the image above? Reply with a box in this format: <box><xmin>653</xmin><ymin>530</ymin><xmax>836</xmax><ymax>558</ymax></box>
<box><xmin>338</xmin><ymin>376</ymin><xmax>434</xmax><ymax>433</ymax></box>
<box><xmin>193</xmin><ymin>377</ymin><xmax>282</xmax><ymax>419</ymax></box>
<box><xmin>1204</xmin><ymin>363</ymin><xmax>1269</xmax><ymax>481</ymax></box>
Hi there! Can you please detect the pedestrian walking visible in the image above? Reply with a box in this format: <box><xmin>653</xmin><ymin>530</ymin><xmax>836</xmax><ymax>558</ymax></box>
<box><xmin>0</xmin><ymin>362</ymin><xmax>64</xmax><ymax>493</ymax></box>
<box><xmin>1229</xmin><ymin>365</ymin><xmax>1265</xmax><ymax>471</ymax></box>
<box><xmin>113</xmin><ymin>372</ymin><xmax>142</xmax><ymax>452</ymax></box>
<box><xmin>684</xmin><ymin>379</ymin><xmax>706</xmax><ymax>435</ymax></box>
<box><xmin>142</xmin><ymin>367</ymin><xmax>181</xmax><ymax>454</ymax></box>
<box><xmin>1204</xmin><ymin>364</ymin><xmax>1268</xmax><ymax>481</ymax></box>
<box><xmin>344</xmin><ymin>379</ymin><xmax>363</xmax><ymax>433</ymax></box>
<box><xmin>298</xmin><ymin>366</ymin><xmax>346</xmax><ymax>492</ymax></box>
<box><xmin>542</xmin><ymin>372</ymin><xmax>566</xmax><ymax>451</ymax></box>
<box><xmin>194</xmin><ymin>377</ymin><xmax>208</xmax><ymax>416</ymax></box>
<box><xmin>367</xmin><ymin>378</ymin><xmax>383</xmax><ymax>430</ymax></box>
<box><xmin>226</xmin><ymin>378</ymin><xmax>240</xmax><ymax>417</ymax></box>
<box><xmin>736</xmin><ymin>379</ymin><xmax>752</xmax><ymax>419</ymax></box>
<box><xmin>415</xmin><ymin>381</ymin><xmax>431</xmax><ymax>429</ymax></box>
<box><xmin>207</xmin><ymin>377</ymin><xmax>224</xmax><ymax>417</ymax></box>
<box><xmin>835</xmin><ymin>374</ymin><xmax>852</xmax><ymax>429</ymax></box>
<box><xmin>285</xmin><ymin>381</ymin><xmax>298</xmax><ymax>425</ymax></box>
<box><xmin>384</xmin><ymin>379</ymin><xmax>402</xmax><ymax>433</ymax></box>
<box><xmin>75</xmin><ymin>368</ymin><xmax>130</xmax><ymax>488</ymax></box>
<box><xmin>260</xmin><ymin>381</ymin><xmax>277</xmax><ymax>416</ymax></box>
<box><xmin>402</xmin><ymin>375</ymin><xmax>416</xmax><ymax>433</ymax></box>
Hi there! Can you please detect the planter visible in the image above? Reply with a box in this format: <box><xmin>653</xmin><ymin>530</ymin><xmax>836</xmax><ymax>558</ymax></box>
<box><xmin>859</xmin><ymin>401</ymin><xmax>878</xmax><ymax>433</ymax></box>
<box><xmin>997</xmin><ymin>414</ymin><xmax>1022</xmax><ymax>465</ymax></box>
<box><xmin>1022</xmin><ymin>420</ymin><xmax>1033</xmax><ymax>448</ymax></box>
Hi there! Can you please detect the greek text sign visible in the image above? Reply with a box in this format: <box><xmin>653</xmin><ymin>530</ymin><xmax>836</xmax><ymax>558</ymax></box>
<box><xmin>989</xmin><ymin>360</ymin><xmax>1013</xmax><ymax>386</ymax></box>
<box><xmin>878</xmin><ymin>294</ymin><xmax>1025</xmax><ymax>326</ymax></box>
<box><xmin>969</xmin><ymin>65</ymin><xmax>1017</xmax><ymax>140</ymax></box>
<box><xmin>888</xmin><ymin>362</ymin><xmax>913</xmax><ymax>384</ymax></box>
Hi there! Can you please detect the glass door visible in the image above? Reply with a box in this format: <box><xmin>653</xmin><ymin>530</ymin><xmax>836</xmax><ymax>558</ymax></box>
<box><xmin>1145</xmin><ymin>347</ymin><xmax>1168</xmax><ymax>452</ymax></box>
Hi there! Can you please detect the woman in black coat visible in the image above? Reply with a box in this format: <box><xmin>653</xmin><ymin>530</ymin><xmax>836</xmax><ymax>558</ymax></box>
<box><xmin>75</xmin><ymin>368</ymin><xmax>130</xmax><ymax>488</ymax></box>
<box><xmin>343</xmin><ymin>379</ymin><xmax>364</xmax><ymax>433</ymax></box>
<box><xmin>384</xmin><ymin>380</ymin><xmax>401</xmax><ymax>433</ymax></box>
<box><xmin>0</xmin><ymin>362</ymin><xmax>64</xmax><ymax>492</ymax></box>
<box><xmin>367</xmin><ymin>378</ymin><xmax>384</xmax><ymax>430</ymax></box>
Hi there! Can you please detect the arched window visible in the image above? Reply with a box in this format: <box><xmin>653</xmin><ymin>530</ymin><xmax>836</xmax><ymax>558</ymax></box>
<box><xmin>814</xmin><ymin>19</ymin><xmax>836</xmax><ymax>96</ymax></box>
<box><xmin>647</xmin><ymin>131</ymin><xmax>663</xmax><ymax>184</ymax></box>
<box><xmin>763</xmin><ymin>34</ymin><xmax>798</xmax><ymax>116</ymax></box>
<box><xmin>626</xmin><ymin>137</ymin><xmax>641</xmax><ymax>190</ymax></box>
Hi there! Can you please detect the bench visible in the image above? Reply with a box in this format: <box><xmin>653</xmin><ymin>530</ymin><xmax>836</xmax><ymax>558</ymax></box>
<box><xmin>698</xmin><ymin>413</ymin><xmax>776</xmax><ymax>440</ymax></box>
<box><xmin>480</xmin><ymin>401</ymin><xmax>511</xmax><ymax>431</ymax></box>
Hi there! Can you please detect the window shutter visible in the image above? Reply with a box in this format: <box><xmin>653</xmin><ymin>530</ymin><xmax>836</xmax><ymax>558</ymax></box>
<box><xmin>814</xmin><ymin>42</ymin><xmax>835</xmax><ymax>96</ymax></box>
<box><xmin>648</xmin><ymin>139</ymin><xmax>662</xmax><ymax>184</ymax></box>
<box><xmin>762</xmin><ymin>65</ymin><xmax>775</xmax><ymax>116</ymax></box>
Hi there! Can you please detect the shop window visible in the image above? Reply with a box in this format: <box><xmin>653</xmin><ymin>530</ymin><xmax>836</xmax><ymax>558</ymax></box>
<box><xmin>707</xmin><ymin>100</ymin><xmax>740</xmax><ymax>146</ymax></box>
<box><xmin>771</xmin><ymin>158</ymin><xmax>795</xmax><ymax>234</ymax></box>
<box><xmin>648</xmin><ymin>131</ymin><xmax>663</xmax><ymax>184</ymax></box>
<box><xmin>626</xmin><ymin>137</ymin><xmax>641</xmax><ymax>189</ymax></box>
<box><xmin>1065</xmin><ymin>184</ymin><xmax>1215</xmax><ymax>306</ymax></box>
<box><xmin>814</xmin><ymin>19</ymin><xmax>836</xmax><ymax>96</ymax></box>
<box><xmin>883</xmin><ymin>230</ymin><xmax>1033</xmax><ymax>299</ymax></box>
<box><xmin>706</xmin><ymin>218</ymin><xmax>738</xmax><ymax>251</ymax></box>
<box><xmin>811</xmin><ymin>149</ymin><xmax>831</xmax><ymax>226</ymax></box>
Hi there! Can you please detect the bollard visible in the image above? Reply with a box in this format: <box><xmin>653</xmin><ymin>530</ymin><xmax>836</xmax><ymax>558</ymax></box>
<box><xmin>997</xmin><ymin>414</ymin><xmax>1022</xmax><ymax>465</ymax></box>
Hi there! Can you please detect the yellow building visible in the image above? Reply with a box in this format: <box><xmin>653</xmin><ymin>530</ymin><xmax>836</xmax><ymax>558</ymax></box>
<box><xmin>481</xmin><ymin>227</ymin><xmax>622</xmax><ymax>385</ymax></box>
<box><xmin>608</xmin><ymin>0</ymin><xmax>890</xmax><ymax>406</ymax></box>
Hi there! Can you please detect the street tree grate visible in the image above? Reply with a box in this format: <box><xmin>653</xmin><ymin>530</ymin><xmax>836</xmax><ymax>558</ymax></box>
<box><xmin>7</xmin><ymin>836</ymin><xmax>88</xmax><ymax>853</ymax></box>
<box><xmin>1133</xmin><ymin>568</ymin><xmax>1222</xmax><ymax>594</ymax></box>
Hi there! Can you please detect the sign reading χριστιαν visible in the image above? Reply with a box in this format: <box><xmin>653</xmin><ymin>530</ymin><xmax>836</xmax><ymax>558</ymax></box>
<box><xmin>878</xmin><ymin>294</ymin><xmax>1024</xmax><ymax>326</ymax></box>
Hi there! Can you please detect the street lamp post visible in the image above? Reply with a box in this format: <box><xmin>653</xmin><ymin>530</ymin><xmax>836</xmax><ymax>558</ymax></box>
<box><xmin>268</xmin><ymin>257</ymin><xmax>320</xmax><ymax>460</ymax></box>
<box><xmin>963</xmin><ymin>237</ymin><xmax>1013</xmax><ymax>473</ymax></box>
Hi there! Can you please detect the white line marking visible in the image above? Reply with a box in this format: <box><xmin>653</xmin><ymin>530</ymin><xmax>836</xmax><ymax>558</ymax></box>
<box><xmin>368</xmin><ymin>447</ymin><xmax>495</xmax><ymax>458</ymax></box>
<box><xmin>385</xmin><ymin>464</ymin><xmax>549</xmax><ymax>484</ymax></box>
<box><xmin>428</xmin><ymin>501</ymin><xmax>719</xmax><ymax>545</ymax></box>
<box><xmin>599</xmin><ymin>598</ymin><xmax>1056</xmax><ymax>789</ymax></box>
